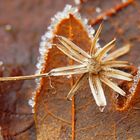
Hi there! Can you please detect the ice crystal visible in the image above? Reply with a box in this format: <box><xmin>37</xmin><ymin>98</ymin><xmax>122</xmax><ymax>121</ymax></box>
<box><xmin>129</xmin><ymin>66</ymin><xmax>140</xmax><ymax>93</ymax></box>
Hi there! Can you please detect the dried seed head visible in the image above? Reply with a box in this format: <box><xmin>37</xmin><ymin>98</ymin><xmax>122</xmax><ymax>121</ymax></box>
<box><xmin>86</xmin><ymin>59</ymin><xmax>101</xmax><ymax>74</ymax></box>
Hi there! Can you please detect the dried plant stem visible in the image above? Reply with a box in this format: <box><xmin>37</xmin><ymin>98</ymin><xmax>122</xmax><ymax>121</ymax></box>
<box><xmin>0</xmin><ymin>73</ymin><xmax>49</xmax><ymax>81</ymax></box>
<box><xmin>89</xmin><ymin>0</ymin><xmax>134</xmax><ymax>25</ymax></box>
<box><xmin>67</xmin><ymin>73</ymin><xmax>87</xmax><ymax>100</ymax></box>
<box><xmin>90</xmin><ymin>23</ymin><xmax>103</xmax><ymax>55</ymax></box>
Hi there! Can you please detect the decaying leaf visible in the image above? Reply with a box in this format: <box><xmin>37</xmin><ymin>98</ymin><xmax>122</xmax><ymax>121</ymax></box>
<box><xmin>1</xmin><ymin>0</ymin><xmax>140</xmax><ymax>140</ymax></box>
<box><xmin>113</xmin><ymin>66</ymin><xmax>140</xmax><ymax>111</ymax></box>
<box><xmin>34</xmin><ymin>5</ymin><xmax>140</xmax><ymax>140</ymax></box>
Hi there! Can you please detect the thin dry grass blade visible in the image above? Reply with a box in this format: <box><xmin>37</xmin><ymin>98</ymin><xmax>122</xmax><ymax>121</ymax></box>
<box><xmin>58</xmin><ymin>36</ymin><xmax>90</xmax><ymax>59</ymax></box>
<box><xmin>67</xmin><ymin>73</ymin><xmax>88</xmax><ymax>100</ymax></box>
<box><xmin>100</xmin><ymin>76</ymin><xmax>126</xmax><ymax>96</ymax></box>
<box><xmin>103</xmin><ymin>63</ymin><xmax>129</xmax><ymax>68</ymax></box>
<box><xmin>101</xmin><ymin>71</ymin><xmax>132</xmax><ymax>81</ymax></box>
<box><xmin>49</xmin><ymin>66</ymin><xmax>88</xmax><ymax>76</ymax></box>
<box><xmin>96</xmin><ymin>38</ymin><xmax>116</xmax><ymax>61</ymax></box>
<box><xmin>90</xmin><ymin>23</ymin><xmax>103</xmax><ymax>55</ymax></box>
<box><xmin>102</xmin><ymin>60</ymin><xmax>129</xmax><ymax>68</ymax></box>
<box><xmin>103</xmin><ymin>44</ymin><xmax>131</xmax><ymax>61</ymax></box>
<box><xmin>103</xmin><ymin>68</ymin><xmax>133</xmax><ymax>78</ymax></box>
<box><xmin>102</xmin><ymin>60</ymin><xmax>128</xmax><ymax>65</ymax></box>
<box><xmin>94</xmin><ymin>76</ymin><xmax>107</xmax><ymax>107</ymax></box>
<box><xmin>58</xmin><ymin>39</ymin><xmax>87</xmax><ymax>62</ymax></box>
<box><xmin>50</xmin><ymin>64</ymin><xmax>86</xmax><ymax>72</ymax></box>
<box><xmin>56</xmin><ymin>44</ymin><xmax>83</xmax><ymax>63</ymax></box>
<box><xmin>89</xmin><ymin>73</ymin><xmax>106</xmax><ymax>107</ymax></box>
<box><xmin>58</xmin><ymin>36</ymin><xmax>91</xmax><ymax>58</ymax></box>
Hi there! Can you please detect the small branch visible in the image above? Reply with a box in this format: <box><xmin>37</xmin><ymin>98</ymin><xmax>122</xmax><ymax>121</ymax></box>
<box><xmin>89</xmin><ymin>0</ymin><xmax>134</xmax><ymax>25</ymax></box>
<box><xmin>0</xmin><ymin>73</ymin><xmax>49</xmax><ymax>81</ymax></box>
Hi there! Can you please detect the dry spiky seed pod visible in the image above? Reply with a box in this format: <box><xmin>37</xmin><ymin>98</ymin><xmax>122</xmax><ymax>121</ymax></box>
<box><xmin>0</xmin><ymin>24</ymin><xmax>133</xmax><ymax>111</ymax></box>
<box><xmin>48</xmin><ymin>24</ymin><xmax>132</xmax><ymax>111</ymax></box>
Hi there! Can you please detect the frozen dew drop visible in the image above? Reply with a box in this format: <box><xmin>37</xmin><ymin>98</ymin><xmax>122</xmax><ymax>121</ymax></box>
<box><xmin>36</xmin><ymin>62</ymin><xmax>42</xmax><ymax>69</ymax></box>
<box><xmin>83</xmin><ymin>18</ymin><xmax>88</xmax><ymax>25</ymax></box>
<box><xmin>47</xmin><ymin>25</ymin><xmax>52</xmax><ymax>31</ymax></box>
<box><xmin>35</xmin><ymin>78</ymin><xmax>41</xmax><ymax>85</ymax></box>
<box><xmin>39</xmin><ymin>47</ymin><xmax>46</xmax><ymax>55</ymax></box>
<box><xmin>129</xmin><ymin>85</ymin><xmax>136</xmax><ymax>93</ymax></box>
<box><xmin>0</xmin><ymin>61</ymin><xmax>3</xmax><ymax>66</ymax></box>
<box><xmin>66</xmin><ymin>75</ymin><xmax>72</xmax><ymax>79</ymax></box>
<box><xmin>5</xmin><ymin>24</ymin><xmax>12</xmax><ymax>31</ymax></box>
<box><xmin>137</xmin><ymin>68</ymin><xmax>140</xmax><ymax>75</ymax></box>
<box><xmin>96</xmin><ymin>7</ymin><xmax>102</xmax><ymax>13</ymax></box>
<box><xmin>40</xmin><ymin>41</ymin><xmax>46</xmax><ymax>48</ymax></box>
<box><xmin>74</xmin><ymin>0</ymin><xmax>81</xmax><ymax>5</ymax></box>
<box><xmin>129</xmin><ymin>87</ymin><xmax>135</xmax><ymax>94</ymax></box>
<box><xmin>114</xmin><ymin>93</ymin><xmax>119</xmax><ymax>99</ymax></box>
<box><xmin>41</xmin><ymin>35</ymin><xmax>47</xmax><ymax>41</ymax></box>
<box><xmin>122</xmin><ymin>0</ymin><xmax>128</xmax><ymax>3</ymax></box>
<box><xmin>103</xmin><ymin>16</ymin><xmax>108</xmax><ymax>20</ymax></box>
<box><xmin>99</xmin><ymin>106</ymin><xmax>105</xmax><ymax>112</ymax></box>
<box><xmin>72</xmin><ymin>7</ymin><xmax>78</xmax><ymax>14</ymax></box>
<box><xmin>32</xmin><ymin>109</ymin><xmax>35</xmax><ymax>113</ymax></box>
<box><xmin>95</xmin><ymin>42</ymin><xmax>101</xmax><ymax>49</ymax></box>
<box><xmin>55</xmin><ymin>12</ymin><xmax>64</xmax><ymax>20</ymax></box>
<box><xmin>89</xmin><ymin>28</ymin><xmax>95</xmax><ymax>36</ymax></box>
<box><xmin>129</xmin><ymin>67</ymin><xmax>140</xmax><ymax>94</ymax></box>
<box><xmin>28</xmin><ymin>99</ymin><xmax>35</xmax><ymax>108</ymax></box>
<box><xmin>44</xmin><ymin>32</ymin><xmax>53</xmax><ymax>39</ymax></box>
<box><xmin>46</xmin><ymin>42</ymin><xmax>52</xmax><ymax>49</ymax></box>
<box><xmin>133</xmin><ymin>76</ymin><xmax>138</xmax><ymax>83</ymax></box>
<box><xmin>64</xmin><ymin>5</ymin><xmax>72</xmax><ymax>13</ymax></box>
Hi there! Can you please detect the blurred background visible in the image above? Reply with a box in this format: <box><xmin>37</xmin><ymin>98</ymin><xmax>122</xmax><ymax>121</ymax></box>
<box><xmin>0</xmin><ymin>0</ymin><xmax>140</xmax><ymax>139</ymax></box>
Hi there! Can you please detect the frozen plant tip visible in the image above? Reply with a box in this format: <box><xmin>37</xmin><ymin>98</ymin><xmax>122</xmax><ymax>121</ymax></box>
<box><xmin>0</xmin><ymin>24</ymin><xmax>133</xmax><ymax>111</ymax></box>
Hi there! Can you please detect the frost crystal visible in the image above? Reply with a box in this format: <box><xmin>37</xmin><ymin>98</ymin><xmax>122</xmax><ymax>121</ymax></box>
<box><xmin>129</xmin><ymin>66</ymin><xmax>140</xmax><ymax>93</ymax></box>
<box><xmin>28</xmin><ymin>99</ymin><xmax>35</xmax><ymax>108</ymax></box>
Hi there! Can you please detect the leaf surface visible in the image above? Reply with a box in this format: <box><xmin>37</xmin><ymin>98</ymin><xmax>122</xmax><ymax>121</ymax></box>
<box><xmin>35</xmin><ymin>1</ymin><xmax>140</xmax><ymax>140</ymax></box>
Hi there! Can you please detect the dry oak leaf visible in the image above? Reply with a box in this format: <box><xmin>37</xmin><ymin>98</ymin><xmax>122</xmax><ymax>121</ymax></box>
<box><xmin>34</xmin><ymin>6</ymin><xmax>140</xmax><ymax>140</ymax></box>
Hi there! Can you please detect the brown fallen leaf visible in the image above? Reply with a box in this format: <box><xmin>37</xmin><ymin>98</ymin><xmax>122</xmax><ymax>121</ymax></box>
<box><xmin>113</xmin><ymin>66</ymin><xmax>140</xmax><ymax>111</ymax></box>
<box><xmin>0</xmin><ymin>0</ymin><xmax>140</xmax><ymax>140</ymax></box>
<box><xmin>0</xmin><ymin>0</ymin><xmax>72</xmax><ymax>139</ymax></box>
<box><xmin>35</xmin><ymin>3</ymin><xmax>140</xmax><ymax>140</ymax></box>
